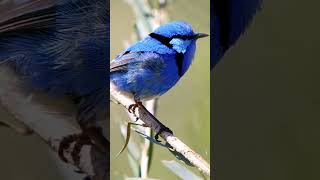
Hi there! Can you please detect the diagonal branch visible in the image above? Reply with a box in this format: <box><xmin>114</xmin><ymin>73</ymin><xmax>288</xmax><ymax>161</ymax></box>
<box><xmin>0</xmin><ymin>108</ymin><xmax>109</xmax><ymax>180</ymax></box>
<box><xmin>0</xmin><ymin>69</ymin><xmax>109</xmax><ymax>180</ymax></box>
<box><xmin>110</xmin><ymin>82</ymin><xmax>210</xmax><ymax>177</ymax></box>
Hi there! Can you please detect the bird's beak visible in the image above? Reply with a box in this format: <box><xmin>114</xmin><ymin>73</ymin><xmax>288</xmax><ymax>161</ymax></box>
<box><xmin>195</xmin><ymin>33</ymin><xmax>209</xmax><ymax>39</ymax></box>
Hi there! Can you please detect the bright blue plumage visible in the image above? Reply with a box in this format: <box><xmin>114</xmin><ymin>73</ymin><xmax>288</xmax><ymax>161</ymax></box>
<box><xmin>110</xmin><ymin>21</ymin><xmax>207</xmax><ymax>101</ymax></box>
<box><xmin>0</xmin><ymin>0</ymin><xmax>109</xmax><ymax>124</ymax></box>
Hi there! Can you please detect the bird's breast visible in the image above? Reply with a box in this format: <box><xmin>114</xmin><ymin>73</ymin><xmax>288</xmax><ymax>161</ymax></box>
<box><xmin>180</xmin><ymin>41</ymin><xmax>196</xmax><ymax>76</ymax></box>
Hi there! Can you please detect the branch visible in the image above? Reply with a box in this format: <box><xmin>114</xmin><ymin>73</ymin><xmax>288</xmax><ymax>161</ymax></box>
<box><xmin>110</xmin><ymin>83</ymin><xmax>210</xmax><ymax>177</ymax></box>
<box><xmin>4</xmin><ymin>113</ymin><xmax>108</xmax><ymax>180</ymax></box>
<box><xmin>0</xmin><ymin>67</ymin><xmax>108</xmax><ymax>180</ymax></box>
<box><xmin>2</xmin><ymin>114</ymin><xmax>108</xmax><ymax>180</ymax></box>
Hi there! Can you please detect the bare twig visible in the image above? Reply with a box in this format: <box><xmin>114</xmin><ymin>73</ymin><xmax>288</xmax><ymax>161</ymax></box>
<box><xmin>111</xmin><ymin>83</ymin><xmax>210</xmax><ymax>176</ymax></box>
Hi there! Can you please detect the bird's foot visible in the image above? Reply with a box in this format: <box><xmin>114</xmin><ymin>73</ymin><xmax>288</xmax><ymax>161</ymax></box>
<box><xmin>58</xmin><ymin>127</ymin><xmax>107</xmax><ymax>165</ymax></box>
<box><xmin>155</xmin><ymin>124</ymin><xmax>173</xmax><ymax>142</ymax></box>
<box><xmin>128</xmin><ymin>101</ymin><xmax>142</xmax><ymax>115</ymax></box>
<box><xmin>58</xmin><ymin>133</ymin><xmax>91</xmax><ymax>164</ymax></box>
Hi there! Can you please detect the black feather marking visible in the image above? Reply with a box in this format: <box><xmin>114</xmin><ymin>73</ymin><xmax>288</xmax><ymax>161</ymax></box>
<box><xmin>149</xmin><ymin>33</ymin><xmax>196</xmax><ymax>48</ymax></box>
<box><xmin>175</xmin><ymin>53</ymin><xmax>184</xmax><ymax>77</ymax></box>
<box><xmin>149</xmin><ymin>33</ymin><xmax>172</xmax><ymax>48</ymax></box>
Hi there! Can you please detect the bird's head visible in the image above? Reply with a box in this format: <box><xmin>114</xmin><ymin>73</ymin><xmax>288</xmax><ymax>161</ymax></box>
<box><xmin>150</xmin><ymin>21</ymin><xmax>208</xmax><ymax>54</ymax></box>
<box><xmin>149</xmin><ymin>21</ymin><xmax>208</xmax><ymax>76</ymax></box>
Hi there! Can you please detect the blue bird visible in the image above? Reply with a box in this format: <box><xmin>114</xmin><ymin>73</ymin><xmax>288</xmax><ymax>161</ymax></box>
<box><xmin>0</xmin><ymin>0</ymin><xmax>109</xmax><ymax>163</ymax></box>
<box><xmin>110</xmin><ymin>21</ymin><xmax>208</xmax><ymax>140</ymax></box>
<box><xmin>212</xmin><ymin>0</ymin><xmax>262</xmax><ymax>69</ymax></box>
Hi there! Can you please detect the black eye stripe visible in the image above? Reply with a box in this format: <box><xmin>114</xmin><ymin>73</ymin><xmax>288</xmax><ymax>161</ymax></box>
<box><xmin>149</xmin><ymin>33</ymin><xmax>172</xmax><ymax>48</ymax></box>
<box><xmin>149</xmin><ymin>33</ymin><xmax>195</xmax><ymax>47</ymax></box>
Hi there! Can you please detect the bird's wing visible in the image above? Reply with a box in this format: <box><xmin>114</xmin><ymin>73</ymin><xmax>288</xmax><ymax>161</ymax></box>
<box><xmin>212</xmin><ymin>0</ymin><xmax>262</xmax><ymax>68</ymax></box>
<box><xmin>0</xmin><ymin>0</ymin><xmax>56</xmax><ymax>34</ymax></box>
<box><xmin>110</xmin><ymin>51</ymin><xmax>166</xmax><ymax>73</ymax></box>
<box><xmin>110</xmin><ymin>52</ymin><xmax>142</xmax><ymax>72</ymax></box>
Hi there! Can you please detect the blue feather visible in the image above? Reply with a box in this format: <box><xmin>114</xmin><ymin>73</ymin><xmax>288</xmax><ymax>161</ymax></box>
<box><xmin>0</xmin><ymin>0</ymin><xmax>109</xmax><ymax>124</ymax></box>
<box><xmin>152</xmin><ymin>21</ymin><xmax>195</xmax><ymax>38</ymax></box>
<box><xmin>0</xmin><ymin>0</ymin><xmax>108</xmax><ymax>96</ymax></box>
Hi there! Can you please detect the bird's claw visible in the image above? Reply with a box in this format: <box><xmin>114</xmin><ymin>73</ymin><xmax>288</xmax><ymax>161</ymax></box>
<box><xmin>155</xmin><ymin>125</ymin><xmax>173</xmax><ymax>142</ymax></box>
<box><xmin>58</xmin><ymin>127</ymin><xmax>107</xmax><ymax>165</ymax></box>
<box><xmin>128</xmin><ymin>104</ymin><xmax>138</xmax><ymax>113</ymax></box>
<box><xmin>58</xmin><ymin>133</ymin><xmax>92</xmax><ymax>164</ymax></box>
<box><xmin>128</xmin><ymin>101</ymin><xmax>142</xmax><ymax>115</ymax></box>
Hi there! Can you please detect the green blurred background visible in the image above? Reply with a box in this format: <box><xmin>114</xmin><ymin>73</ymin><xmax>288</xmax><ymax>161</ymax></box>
<box><xmin>110</xmin><ymin>0</ymin><xmax>210</xmax><ymax>179</ymax></box>
<box><xmin>213</xmin><ymin>1</ymin><xmax>320</xmax><ymax>180</ymax></box>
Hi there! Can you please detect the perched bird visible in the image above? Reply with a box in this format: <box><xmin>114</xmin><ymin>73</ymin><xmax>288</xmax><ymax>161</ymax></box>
<box><xmin>110</xmin><ymin>21</ymin><xmax>208</xmax><ymax>140</ymax></box>
<box><xmin>0</xmin><ymin>0</ymin><xmax>109</xmax><ymax>163</ymax></box>
<box><xmin>212</xmin><ymin>0</ymin><xmax>262</xmax><ymax>69</ymax></box>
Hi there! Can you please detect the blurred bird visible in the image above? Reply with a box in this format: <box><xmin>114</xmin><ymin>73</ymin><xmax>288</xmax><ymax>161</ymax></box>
<box><xmin>110</xmin><ymin>21</ymin><xmax>208</xmax><ymax>140</ymax></box>
<box><xmin>0</xmin><ymin>0</ymin><xmax>109</xmax><ymax>163</ymax></box>
<box><xmin>212</xmin><ymin>0</ymin><xmax>262</xmax><ymax>69</ymax></box>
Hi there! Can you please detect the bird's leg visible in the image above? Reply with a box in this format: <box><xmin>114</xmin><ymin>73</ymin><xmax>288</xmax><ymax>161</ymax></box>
<box><xmin>130</xmin><ymin>101</ymin><xmax>174</xmax><ymax>143</ymax></box>
<box><xmin>58</xmin><ymin>126</ymin><xmax>108</xmax><ymax>164</ymax></box>
<box><xmin>81</xmin><ymin>126</ymin><xmax>108</xmax><ymax>153</ymax></box>
<box><xmin>71</xmin><ymin>133</ymin><xmax>92</xmax><ymax>166</ymax></box>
